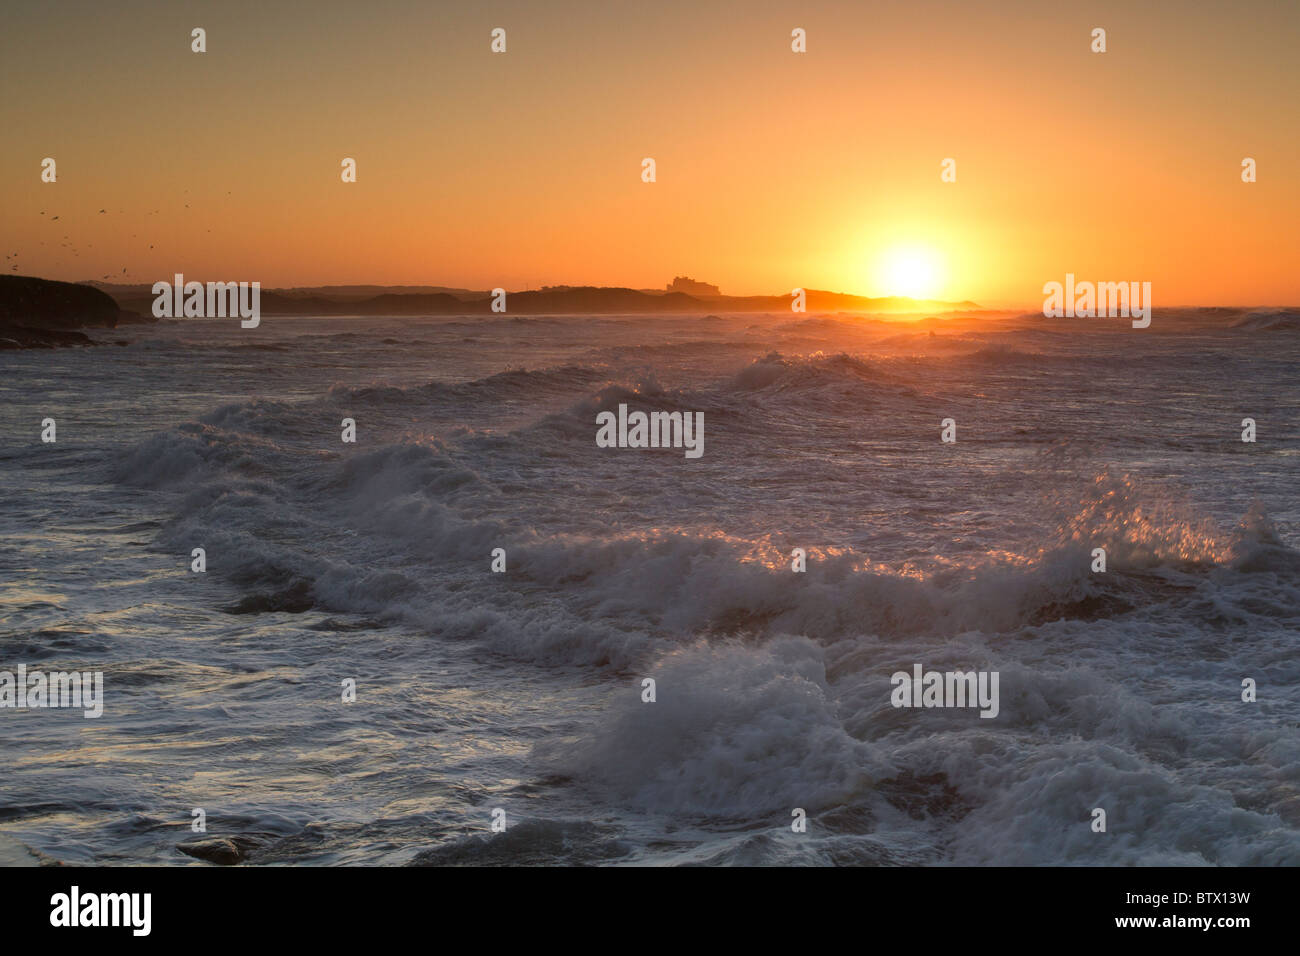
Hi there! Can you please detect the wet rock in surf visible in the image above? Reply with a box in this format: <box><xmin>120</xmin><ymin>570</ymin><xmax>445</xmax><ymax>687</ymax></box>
<box><xmin>222</xmin><ymin>579</ymin><xmax>315</xmax><ymax>614</ymax></box>
<box><xmin>178</xmin><ymin>837</ymin><xmax>257</xmax><ymax>865</ymax></box>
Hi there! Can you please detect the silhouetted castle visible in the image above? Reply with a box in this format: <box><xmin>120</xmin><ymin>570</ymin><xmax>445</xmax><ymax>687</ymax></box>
<box><xmin>665</xmin><ymin>276</ymin><xmax>720</xmax><ymax>296</ymax></box>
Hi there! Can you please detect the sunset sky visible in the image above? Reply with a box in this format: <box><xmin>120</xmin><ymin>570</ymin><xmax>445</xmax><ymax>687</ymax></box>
<box><xmin>3</xmin><ymin>0</ymin><xmax>1297</xmax><ymax>307</ymax></box>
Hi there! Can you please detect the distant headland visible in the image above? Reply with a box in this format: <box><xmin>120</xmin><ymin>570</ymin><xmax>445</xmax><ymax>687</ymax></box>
<box><xmin>0</xmin><ymin>273</ymin><xmax>982</xmax><ymax>348</ymax></box>
<box><xmin>83</xmin><ymin>278</ymin><xmax>980</xmax><ymax>317</ymax></box>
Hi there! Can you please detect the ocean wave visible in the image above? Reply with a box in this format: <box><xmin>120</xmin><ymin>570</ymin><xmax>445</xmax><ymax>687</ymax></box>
<box><xmin>1229</xmin><ymin>308</ymin><xmax>1300</xmax><ymax>331</ymax></box>
<box><xmin>112</xmin><ymin>392</ymin><xmax>1300</xmax><ymax>679</ymax></box>
<box><xmin>730</xmin><ymin>351</ymin><xmax>882</xmax><ymax>391</ymax></box>
<box><xmin>330</xmin><ymin>364</ymin><xmax>611</xmax><ymax>407</ymax></box>
<box><xmin>537</xmin><ymin>636</ymin><xmax>891</xmax><ymax>816</ymax></box>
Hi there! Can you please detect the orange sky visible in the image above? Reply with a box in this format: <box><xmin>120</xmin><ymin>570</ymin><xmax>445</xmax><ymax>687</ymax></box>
<box><xmin>3</xmin><ymin>0</ymin><xmax>1297</xmax><ymax>307</ymax></box>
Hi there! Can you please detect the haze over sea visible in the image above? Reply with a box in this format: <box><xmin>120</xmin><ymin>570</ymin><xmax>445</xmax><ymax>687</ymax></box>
<box><xmin>2</xmin><ymin>307</ymin><xmax>1298</xmax><ymax>865</ymax></box>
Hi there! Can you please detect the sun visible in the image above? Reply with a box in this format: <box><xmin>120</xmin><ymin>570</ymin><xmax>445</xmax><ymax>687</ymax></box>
<box><xmin>876</xmin><ymin>245</ymin><xmax>945</xmax><ymax>299</ymax></box>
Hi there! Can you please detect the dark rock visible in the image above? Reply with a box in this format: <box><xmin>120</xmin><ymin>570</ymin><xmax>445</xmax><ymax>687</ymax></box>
<box><xmin>177</xmin><ymin>837</ymin><xmax>258</xmax><ymax>866</ymax></box>
<box><xmin>0</xmin><ymin>275</ymin><xmax>137</xmax><ymax>348</ymax></box>
<box><xmin>0</xmin><ymin>274</ymin><xmax>122</xmax><ymax>329</ymax></box>
<box><xmin>0</xmin><ymin>326</ymin><xmax>95</xmax><ymax>349</ymax></box>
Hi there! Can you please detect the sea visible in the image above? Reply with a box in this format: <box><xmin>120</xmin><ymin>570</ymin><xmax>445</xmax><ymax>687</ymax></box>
<box><xmin>1</xmin><ymin>307</ymin><xmax>1297</xmax><ymax>865</ymax></box>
